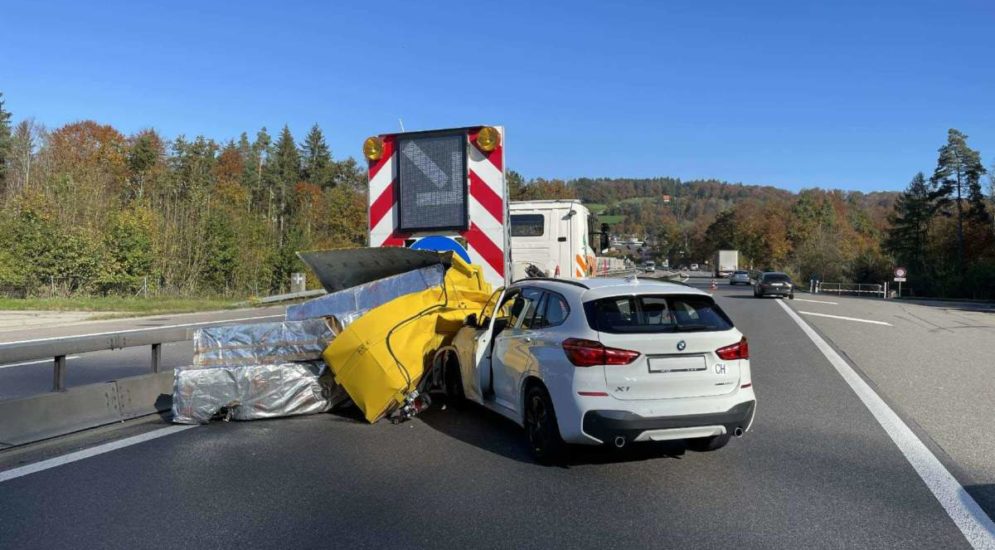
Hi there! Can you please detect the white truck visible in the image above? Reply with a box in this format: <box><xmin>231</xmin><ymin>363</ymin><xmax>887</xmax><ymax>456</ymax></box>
<box><xmin>508</xmin><ymin>199</ymin><xmax>597</xmax><ymax>280</ymax></box>
<box><xmin>714</xmin><ymin>250</ymin><xmax>739</xmax><ymax>278</ymax></box>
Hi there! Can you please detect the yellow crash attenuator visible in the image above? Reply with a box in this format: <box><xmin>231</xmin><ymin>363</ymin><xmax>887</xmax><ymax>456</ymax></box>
<box><xmin>322</xmin><ymin>255</ymin><xmax>492</xmax><ymax>423</ymax></box>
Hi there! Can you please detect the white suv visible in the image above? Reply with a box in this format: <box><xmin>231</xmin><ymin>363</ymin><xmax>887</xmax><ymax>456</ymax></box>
<box><xmin>435</xmin><ymin>277</ymin><xmax>756</xmax><ymax>462</ymax></box>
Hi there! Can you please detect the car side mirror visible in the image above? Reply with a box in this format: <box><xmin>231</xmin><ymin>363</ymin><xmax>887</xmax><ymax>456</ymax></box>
<box><xmin>464</xmin><ymin>313</ymin><xmax>478</xmax><ymax>327</ymax></box>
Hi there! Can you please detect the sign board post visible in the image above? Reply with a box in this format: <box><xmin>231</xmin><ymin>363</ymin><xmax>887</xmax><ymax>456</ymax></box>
<box><xmin>893</xmin><ymin>267</ymin><xmax>907</xmax><ymax>298</ymax></box>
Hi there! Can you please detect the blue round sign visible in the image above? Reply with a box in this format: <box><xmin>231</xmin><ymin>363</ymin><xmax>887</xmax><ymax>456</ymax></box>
<box><xmin>410</xmin><ymin>235</ymin><xmax>472</xmax><ymax>264</ymax></box>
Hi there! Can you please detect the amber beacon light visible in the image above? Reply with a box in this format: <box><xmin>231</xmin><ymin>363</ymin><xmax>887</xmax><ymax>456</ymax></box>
<box><xmin>475</xmin><ymin>126</ymin><xmax>500</xmax><ymax>152</ymax></box>
<box><xmin>363</xmin><ymin>136</ymin><xmax>384</xmax><ymax>161</ymax></box>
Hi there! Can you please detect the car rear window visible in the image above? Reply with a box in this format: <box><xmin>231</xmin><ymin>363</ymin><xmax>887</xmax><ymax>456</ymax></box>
<box><xmin>764</xmin><ymin>274</ymin><xmax>791</xmax><ymax>282</ymax></box>
<box><xmin>584</xmin><ymin>294</ymin><xmax>733</xmax><ymax>333</ymax></box>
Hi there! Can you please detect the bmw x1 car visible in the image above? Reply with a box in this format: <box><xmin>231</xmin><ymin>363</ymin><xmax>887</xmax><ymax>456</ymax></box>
<box><xmin>434</xmin><ymin>277</ymin><xmax>756</xmax><ymax>463</ymax></box>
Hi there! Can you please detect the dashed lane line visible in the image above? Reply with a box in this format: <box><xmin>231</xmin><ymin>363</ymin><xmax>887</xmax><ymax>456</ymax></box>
<box><xmin>776</xmin><ymin>299</ymin><xmax>995</xmax><ymax>549</ymax></box>
<box><xmin>799</xmin><ymin>310</ymin><xmax>892</xmax><ymax>326</ymax></box>
<box><xmin>0</xmin><ymin>425</ymin><xmax>197</xmax><ymax>483</ymax></box>
<box><xmin>792</xmin><ymin>298</ymin><xmax>839</xmax><ymax>305</ymax></box>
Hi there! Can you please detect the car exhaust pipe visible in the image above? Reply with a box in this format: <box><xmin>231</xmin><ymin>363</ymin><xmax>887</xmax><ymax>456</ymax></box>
<box><xmin>733</xmin><ymin>427</ymin><xmax>744</xmax><ymax>437</ymax></box>
<box><xmin>613</xmin><ymin>436</ymin><xmax>626</xmax><ymax>448</ymax></box>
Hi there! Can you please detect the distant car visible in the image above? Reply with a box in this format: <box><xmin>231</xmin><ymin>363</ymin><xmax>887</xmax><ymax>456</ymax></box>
<box><xmin>690</xmin><ymin>263</ymin><xmax>699</xmax><ymax>271</ymax></box>
<box><xmin>729</xmin><ymin>270</ymin><xmax>751</xmax><ymax>285</ymax></box>
<box><xmin>754</xmin><ymin>272</ymin><xmax>794</xmax><ymax>299</ymax></box>
<box><xmin>643</xmin><ymin>261</ymin><xmax>656</xmax><ymax>273</ymax></box>
<box><xmin>439</xmin><ymin>278</ymin><xmax>756</xmax><ymax>463</ymax></box>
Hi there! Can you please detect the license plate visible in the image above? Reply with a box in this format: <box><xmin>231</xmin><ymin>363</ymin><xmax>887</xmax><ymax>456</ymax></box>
<box><xmin>648</xmin><ymin>355</ymin><xmax>706</xmax><ymax>373</ymax></box>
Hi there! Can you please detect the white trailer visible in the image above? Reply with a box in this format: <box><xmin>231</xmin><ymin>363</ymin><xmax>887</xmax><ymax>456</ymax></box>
<box><xmin>509</xmin><ymin>200</ymin><xmax>596</xmax><ymax>280</ymax></box>
<box><xmin>714</xmin><ymin>249</ymin><xmax>739</xmax><ymax>277</ymax></box>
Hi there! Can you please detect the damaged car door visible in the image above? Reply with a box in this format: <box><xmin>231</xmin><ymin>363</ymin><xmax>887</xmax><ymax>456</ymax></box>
<box><xmin>457</xmin><ymin>288</ymin><xmax>508</xmax><ymax>401</ymax></box>
<box><xmin>490</xmin><ymin>287</ymin><xmax>543</xmax><ymax>413</ymax></box>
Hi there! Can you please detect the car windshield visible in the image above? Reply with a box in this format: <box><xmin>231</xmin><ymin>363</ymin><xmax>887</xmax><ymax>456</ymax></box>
<box><xmin>584</xmin><ymin>294</ymin><xmax>733</xmax><ymax>333</ymax></box>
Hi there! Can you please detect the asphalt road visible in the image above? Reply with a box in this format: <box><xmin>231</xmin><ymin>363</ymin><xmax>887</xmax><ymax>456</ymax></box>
<box><xmin>780</xmin><ymin>290</ymin><xmax>995</xmax><ymax>514</ymax></box>
<box><xmin>0</xmin><ymin>307</ymin><xmax>286</xmax><ymax>400</ymax></box>
<box><xmin>0</xmin><ymin>283</ymin><xmax>990</xmax><ymax>548</ymax></box>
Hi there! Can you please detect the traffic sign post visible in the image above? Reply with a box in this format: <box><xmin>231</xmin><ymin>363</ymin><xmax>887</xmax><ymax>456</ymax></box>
<box><xmin>893</xmin><ymin>267</ymin><xmax>907</xmax><ymax>297</ymax></box>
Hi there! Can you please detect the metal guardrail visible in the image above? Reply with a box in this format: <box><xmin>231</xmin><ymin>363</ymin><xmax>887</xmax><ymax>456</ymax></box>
<box><xmin>0</xmin><ymin>315</ymin><xmax>284</xmax><ymax>392</ymax></box>
<box><xmin>815</xmin><ymin>281</ymin><xmax>889</xmax><ymax>298</ymax></box>
<box><xmin>253</xmin><ymin>288</ymin><xmax>326</xmax><ymax>304</ymax></box>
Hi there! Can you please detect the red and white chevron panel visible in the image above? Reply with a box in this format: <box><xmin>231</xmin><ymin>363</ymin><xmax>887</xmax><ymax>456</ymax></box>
<box><xmin>367</xmin><ymin>126</ymin><xmax>508</xmax><ymax>288</ymax></box>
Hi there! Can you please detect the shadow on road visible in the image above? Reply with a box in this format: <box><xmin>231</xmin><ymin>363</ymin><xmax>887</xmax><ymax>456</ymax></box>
<box><xmin>417</xmin><ymin>396</ymin><xmax>686</xmax><ymax>467</ymax></box>
<box><xmin>966</xmin><ymin>484</ymin><xmax>995</xmax><ymax>524</ymax></box>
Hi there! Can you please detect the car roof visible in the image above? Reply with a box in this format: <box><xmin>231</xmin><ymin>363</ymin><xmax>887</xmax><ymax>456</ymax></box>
<box><xmin>761</xmin><ymin>271</ymin><xmax>790</xmax><ymax>277</ymax></box>
<box><xmin>512</xmin><ymin>277</ymin><xmax>710</xmax><ymax>300</ymax></box>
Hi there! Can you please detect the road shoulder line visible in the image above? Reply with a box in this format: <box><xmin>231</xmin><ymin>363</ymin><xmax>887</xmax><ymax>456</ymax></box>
<box><xmin>0</xmin><ymin>425</ymin><xmax>195</xmax><ymax>483</ymax></box>
<box><xmin>775</xmin><ymin>299</ymin><xmax>995</xmax><ymax>549</ymax></box>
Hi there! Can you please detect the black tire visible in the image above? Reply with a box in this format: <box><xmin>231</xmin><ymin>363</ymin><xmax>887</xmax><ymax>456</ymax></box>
<box><xmin>788</xmin><ymin>293</ymin><xmax>794</xmax><ymax>300</ymax></box>
<box><xmin>524</xmin><ymin>385</ymin><xmax>566</xmax><ymax>464</ymax></box>
<box><xmin>687</xmin><ymin>434</ymin><xmax>731</xmax><ymax>452</ymax></box>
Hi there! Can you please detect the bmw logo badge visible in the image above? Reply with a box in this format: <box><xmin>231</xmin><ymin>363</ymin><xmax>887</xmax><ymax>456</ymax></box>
<box><xmin>677</xmin><ymin>340</ymin><xmax>686</xmax><ymax>351</ymax></box>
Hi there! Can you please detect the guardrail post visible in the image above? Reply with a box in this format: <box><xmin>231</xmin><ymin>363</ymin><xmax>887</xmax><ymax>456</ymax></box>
<box><xmin>53</xmin><ymin>355</ymin><xmax>66</xmax><ymax>392</ymax></box>
<box><xmin>151</xmin><ymin>343</ymin><xmax>162</xmax><ymax>373</ymax></box>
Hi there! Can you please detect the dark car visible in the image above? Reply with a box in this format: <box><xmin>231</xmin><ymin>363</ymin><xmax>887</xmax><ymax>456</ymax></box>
<box><xmin>754</xmin><ymin>272</ymin><xmax>794</xmax><ymax>299</ymax></box>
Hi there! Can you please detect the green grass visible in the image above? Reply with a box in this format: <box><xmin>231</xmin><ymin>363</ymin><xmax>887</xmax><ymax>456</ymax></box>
<box><xmin>598</xmin><ymin>214</ymin><xmax>626</xmax><ymax>225</ymax></box>
<box><xmin>585</xmin><ymin>202</ymin><xmax>608</xmax><ymax>214</ymax></box>
<box><xmin>0</xmin><ymin>296</ymin><xmax>247</xmax><ymax>315</ymax></box>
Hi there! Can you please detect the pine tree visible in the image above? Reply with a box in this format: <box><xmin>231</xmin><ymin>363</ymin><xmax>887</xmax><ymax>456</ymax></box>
<box><xmin>300</xmin><ymin>124</ymin><xmax>335</xmax><ymax>189</ymax></box>
<box><xmin>929</xmin><ymin>129</ymin><xmax>989</xmax><ymax>272</ymax></box>
<box><xmin>251</xmin><ymin>128</ymin><xmax>272</xmax><ymax>217</ymax></box>
<box><xmin>0</xmin><ymin>93</ymin><xmax>13</xmax><ymax>193</ymax></box>
<box><xmin>885</xmin><ymin>172</ymin><xmax>933</xmax><ymax>279</ymax></box>
<box><xmin>268</xmin><ymin>125</ymin><xmax>300</xmax><ymax>246</ymax></box>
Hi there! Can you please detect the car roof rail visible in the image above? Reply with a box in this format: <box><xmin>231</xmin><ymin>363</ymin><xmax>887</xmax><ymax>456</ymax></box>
<box><xmin>513</xmin><ymin>277</ymin><xmax>590</xmax><ymax>290</ymax></box>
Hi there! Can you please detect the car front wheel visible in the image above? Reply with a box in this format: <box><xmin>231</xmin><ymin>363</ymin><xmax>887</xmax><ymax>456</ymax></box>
<box><xmin>524</xmin><ymin>385</ymin><xmax>566</xmax><ymax>464</ymax></box>
<box><xmin>687</xmin><ymin>434</ymin><xmax>731</xmax><ymax>452</ymax></box>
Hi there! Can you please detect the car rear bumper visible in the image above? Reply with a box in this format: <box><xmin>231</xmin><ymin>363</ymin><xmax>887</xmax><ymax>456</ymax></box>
<box><xmin>581</xmin><ymin>400</ymin><xmax>756</xmax><ymax>445</ymax></box>
<box><xmin>758</xmin><ymin>288</ymin><xmax>792</xmax><ymax>296</ymax></box>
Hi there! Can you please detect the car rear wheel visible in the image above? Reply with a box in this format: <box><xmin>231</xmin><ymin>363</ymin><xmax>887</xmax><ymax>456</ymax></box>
<box><xmin>524</xmin><ymin>385</ymin><xmax>565</xmax><ymax>464</ymax></box>
<box><xmin>687</xmin><ymin>433</ymin><xmax>731</xmax><ymax>452</ymax></box>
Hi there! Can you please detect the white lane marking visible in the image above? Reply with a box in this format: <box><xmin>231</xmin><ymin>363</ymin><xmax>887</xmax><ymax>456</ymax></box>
<box><xmin>0</xmin><ymin>355</ymin><xmax>81</xmax><ymax>369</ymax></box>
<box><xmin>0</xmin><ymin>425</ymin><xmax>197</xmax><ymax>483</ymax></box>
<box><xmin>793</xmin><ymin>298</ymin><xmax>839</xmax><ymax>305</ymax></box>
<box><xmin>776</xmin><ymin>300</ymin><xmax>995</xmax><ymax>548</ymax></box>
<box><xmin>0</xmin><ymin>314</ymin><xmax>283</xmax><ymax>346</ymax></box>
<box><xmin>799</xmin><ymin>311</ymin><xmax>892</xmax><ymax>326</ymax></box>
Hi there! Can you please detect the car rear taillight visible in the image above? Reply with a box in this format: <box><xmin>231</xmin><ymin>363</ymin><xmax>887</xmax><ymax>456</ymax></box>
<box><xmin>562</xmin><ymin>338</ymin><xmax>640</xmax><ymax>367</ymax></box>
<box><xmin>715</xmin><ymin>337</ymin><xmax>749</xmax><ymax>360</ymax></box>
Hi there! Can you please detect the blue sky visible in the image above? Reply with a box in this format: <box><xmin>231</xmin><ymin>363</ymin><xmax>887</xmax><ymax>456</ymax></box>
<box><xmin>1</xmin><ymin>0</ymin><xmax>993</xmax><ymax>192</ymax></box>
